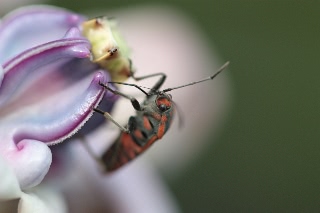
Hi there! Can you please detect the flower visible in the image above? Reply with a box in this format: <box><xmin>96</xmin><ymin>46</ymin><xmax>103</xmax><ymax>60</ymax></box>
<box><xmin>0</xmin><ymin>4</ymin><xmax>231</xmax><ymax>213</ymax></box>
<box><xmin>0</xmin><ymin>5</ymin><xmax>113</xmax><ymax>211</ymax></box>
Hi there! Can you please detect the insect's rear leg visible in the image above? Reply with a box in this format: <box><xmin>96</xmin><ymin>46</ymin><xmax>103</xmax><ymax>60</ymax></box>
<box><xmin>128</xmin><ymin>58</ymin><xmax>166</xmax><ymax>91</ymax></box>
<box><xmin>131</xmin><ymin>72</ymin><xmax>167</xmax><ymax>92</ymax></box>
<box><xmin>78</xmin><ymin>135</ymin><xmax>107</xmax><ymax>172</ymax></box>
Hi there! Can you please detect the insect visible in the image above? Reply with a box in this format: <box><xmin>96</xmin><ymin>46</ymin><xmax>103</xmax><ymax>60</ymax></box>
<box><xmin>87</xmin><ymin>62</ymin><xmax>229</xmax><ymax>172</ymax></box>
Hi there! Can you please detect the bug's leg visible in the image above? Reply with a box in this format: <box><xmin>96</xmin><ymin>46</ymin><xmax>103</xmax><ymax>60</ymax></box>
<box><xmin>94</xmin><ymin>108</ymin><xmax>130</xmax><ymax>133</ymax></box>
<box><xmin>78</xmin><ymin>135</ymin><xmax>106</xmax><ymax>172</ymax></box>
<box><xmin>127</xmin><ymin>58</ymin><xmax>167</xmax><ymax>91</ymax></box>
<box><xmin>132</xmin><ymin>72</ymin><xmax>167</xmax><ymax>92</ymax></box>
<box><xmin>99</xmin><ymin>82</ymin><xmax>143</xmax><ymax>111</ymax></box>
<box><xmin>106</xmin><ymin>82</ymin><xmax>149</xmax><ymax>96</ymax></box>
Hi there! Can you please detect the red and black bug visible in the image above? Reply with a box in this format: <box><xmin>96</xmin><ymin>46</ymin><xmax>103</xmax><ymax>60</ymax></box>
<box><xmin>90</xmin><ymin>61</ymin><xmax>229</xmax><ymax>172</ymax></box>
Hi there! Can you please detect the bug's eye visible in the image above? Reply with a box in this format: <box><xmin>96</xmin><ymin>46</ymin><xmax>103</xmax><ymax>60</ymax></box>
<box><xmin>156</xmin><ymin>96</ymin><xmax>171</xmax><ymax>112</ymax></box>
<box><xmin>159</xmin><ymin>104</ymin><xmax>169</xmax><ymax>112</ymax></box>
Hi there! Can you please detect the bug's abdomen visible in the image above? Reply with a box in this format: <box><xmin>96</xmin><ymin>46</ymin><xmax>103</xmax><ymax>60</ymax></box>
<box><xmin>101</xmin><ymin>115</ymin><xmax>169</xmax><ymax>172</ymax></box>
<box><xmin>102</xmin><ymin>132</ymin><xmax>157</xmax><ymax>172</ymax></box>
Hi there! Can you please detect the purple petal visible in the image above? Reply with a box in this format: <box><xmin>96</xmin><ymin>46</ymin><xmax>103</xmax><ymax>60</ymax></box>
<box><xmin>13</xmin><ymin>71</ymin><xmax>106</xmax><ymax>145</ymax></box>
<box><xmin>0</xmin><ymin>23</ymin><xmax>113</xmax><ymax>189</ymax></box>
<box><xmin>0</xmin><ymin>5</ymin><xmax>86</xmax><ymax>64</ymax></box>
<box><xmin>0</xmin><ymin>28</ymin><xmax>90</xmax><ymax>108</ymax></box>
<box><xmin>0</xmin><ymin>71</ymin><xmax>107</xmax><ymax>189</ymax></box>
<box><xmin>0</xmin><ymin>65</ymin><xmax>3</xmax><ymax>86</ymax></box>
<box><xmin>78</xmin><ymin>84</ymin><xmax>119</xmax><ymax>135</ymax></box>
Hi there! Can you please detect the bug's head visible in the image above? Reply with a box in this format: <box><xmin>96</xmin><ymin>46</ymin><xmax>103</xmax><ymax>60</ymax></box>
<box><xmin>155</xmin><ymin>93</ymin><xmax>173</xmax><ymax>113</ymax></box>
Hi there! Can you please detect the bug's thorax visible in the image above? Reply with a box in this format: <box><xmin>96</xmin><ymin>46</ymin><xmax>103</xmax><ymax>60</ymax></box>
<box><xmin>143</xmin><ymin>93</ymin><xmax>174</xmax><ymax>138</ymax></box>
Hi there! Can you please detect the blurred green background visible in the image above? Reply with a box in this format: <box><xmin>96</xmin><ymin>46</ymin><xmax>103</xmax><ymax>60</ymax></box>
<box><xmin>53</xmin><ymin>0</ymin><xmax>320</xmax><ymax>212</ymax></box>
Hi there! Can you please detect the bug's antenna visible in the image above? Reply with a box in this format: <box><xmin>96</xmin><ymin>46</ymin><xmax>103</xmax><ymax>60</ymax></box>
<box><xmin>162</xmin><ymin>61</ymin><xmax>229</xmax><ymax>93</ymax></box>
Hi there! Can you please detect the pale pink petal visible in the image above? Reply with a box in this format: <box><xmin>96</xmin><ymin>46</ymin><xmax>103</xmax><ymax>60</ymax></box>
<box><xmin>56</xmin><ymin>140</ymin><xmax>180</xmax><ymax>213</ymax></box>
<box><xmin>3</xmin><ymin>140</ymin><xmax>52</xmax><ymax>190</ymax></box>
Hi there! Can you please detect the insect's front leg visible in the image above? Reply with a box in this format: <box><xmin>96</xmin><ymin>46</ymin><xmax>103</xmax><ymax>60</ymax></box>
<box><xmin>94</xmin><ymin>82</ymin><xmax>146</xmax><ymax>133</ymax></box>
<box><xmin>93</xmin><ymin>108</ymin><xmax>130</xmax><ymax>133</ymax></box>
<box><xmin>99</xmin><ymin>82</ymin><xmax>143</xmax><ymax>111</ymax></box>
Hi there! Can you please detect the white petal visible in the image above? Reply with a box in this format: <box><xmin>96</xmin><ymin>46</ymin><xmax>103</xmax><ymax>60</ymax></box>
<box><xmin>0</xmin><ymin>155</ymin><xmax>22</xmax><ymax>200</ymax></box>
<box><xmin>18</xmin><ymin>189</ymin><xmax>66</xmax><ymax>213</ymax></box>
<box><xmin>18</xmin><ymin>193</ymin><xmax>50</xmax><ymax>213</ymax></box>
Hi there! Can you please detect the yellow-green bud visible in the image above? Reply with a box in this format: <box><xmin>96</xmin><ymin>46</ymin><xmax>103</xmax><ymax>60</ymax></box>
<box><xmin>82</xmin><ymin>17</ymin><xmax>133</xmax><ymax>82</ymax></box>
